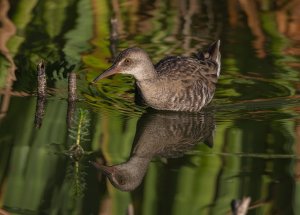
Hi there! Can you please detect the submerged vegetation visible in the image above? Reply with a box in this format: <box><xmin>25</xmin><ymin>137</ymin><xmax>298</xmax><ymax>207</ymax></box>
<box><xmin>67</xmin><ymin>108</ymin><xmax>90</xmax><ymax>161</ymax></box>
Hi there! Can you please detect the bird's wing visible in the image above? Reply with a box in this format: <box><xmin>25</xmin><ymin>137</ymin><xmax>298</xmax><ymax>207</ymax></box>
<box><xmin>155</xmin><ymin>56</ymin><xmax>218</xmax><ymax>79</ymax></box>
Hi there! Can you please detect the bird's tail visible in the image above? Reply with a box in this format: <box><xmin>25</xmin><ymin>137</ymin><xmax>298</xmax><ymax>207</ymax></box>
<box><xmin>196</xmin><ymin>40</ymin><xmax>221</xmax><ymax>77</ymax></box>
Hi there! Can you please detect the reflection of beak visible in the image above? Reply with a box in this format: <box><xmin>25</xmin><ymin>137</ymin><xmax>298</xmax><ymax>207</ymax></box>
<box><xmin>91</xmin><ymin>65</ymin><xmax>119</xmax><ymax>83</ymax></box>
<box><xmin>91</xmin><ymin>161</ymin><xmax>115</xmax><ymax>176</ymax></box>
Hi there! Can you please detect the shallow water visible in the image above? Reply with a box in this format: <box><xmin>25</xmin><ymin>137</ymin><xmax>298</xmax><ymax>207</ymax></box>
<box><xmin>1</xmin><ymin>0</ymin><xmax>300</xmax><ymax>214</ymax></box>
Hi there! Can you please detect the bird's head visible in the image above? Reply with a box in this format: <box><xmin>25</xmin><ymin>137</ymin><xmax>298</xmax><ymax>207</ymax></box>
<box><xmin>92</xmin><ymin>47</ymin><xmax>155</xmax><ymax>83</ymax></box>
<box><xmin>94</xmin><ymin>162</ymin><xmax>147</xmax><ymax>192</ymax></box>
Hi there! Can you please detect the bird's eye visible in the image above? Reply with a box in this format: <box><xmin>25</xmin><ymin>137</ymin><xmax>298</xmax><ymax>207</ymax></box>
<box><xmin>116</xmin><ymin>175</ymin><xmax>126</xmax><ymax>185</ymax></box>
<box><xmin>124</xmin><ymin>58</ymin><xmax>131</xmax><ymax>65</ymax></box>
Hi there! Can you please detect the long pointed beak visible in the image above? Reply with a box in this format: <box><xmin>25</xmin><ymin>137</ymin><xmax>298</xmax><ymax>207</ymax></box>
<box><xmin>91</xmin><ymin>65</ymin><xmax>119</xmax><ymax>83</ymax></box>
<box><xmin>90</xmin><ymin>161</ymin><xmax>115</xmax><ymax>176</ymax></box>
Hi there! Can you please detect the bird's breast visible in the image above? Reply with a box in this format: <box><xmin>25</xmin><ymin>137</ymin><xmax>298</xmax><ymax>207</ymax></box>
<box><xmin>137</xmin><ymin>78</ymin><xmax>215</xmax><ymax>111</ymax></box>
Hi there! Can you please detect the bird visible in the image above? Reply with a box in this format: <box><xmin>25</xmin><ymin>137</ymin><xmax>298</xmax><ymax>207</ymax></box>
<box><xmin>92</xmin><ymin>110</ymin><xmax>215</xmax><ymax>191</ymax></box>
<box><xmin>92</xmin><ymin>40</ymin><xmax>221</xmax><ymax>112</ymax></box>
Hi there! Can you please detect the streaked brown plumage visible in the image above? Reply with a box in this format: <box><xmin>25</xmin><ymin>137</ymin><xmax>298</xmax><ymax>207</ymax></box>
<box><xmin>92</xmin><ymin>110</ymin><xmax>215</xmax><ymax>191</ymax></box>
<box><xmin>92</xmin><ymin>40</ymin><xmax>221</xmax><ymax>112</ymax></box>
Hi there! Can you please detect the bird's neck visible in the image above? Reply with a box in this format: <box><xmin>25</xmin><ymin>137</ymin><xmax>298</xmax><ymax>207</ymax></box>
<box><xmin>125</xmin><ymin>155</ymin><xmax>151</xmax><ymax>172</ymax></box>
<box><xmin>117</xmin><ymin>155</ymin><xmax>151</xmax><ymax>181</ymax></box>
<box><xmin>135</xmin><ymin>63</ymin><xmax>157</xmax><ymax>81</ymax></box>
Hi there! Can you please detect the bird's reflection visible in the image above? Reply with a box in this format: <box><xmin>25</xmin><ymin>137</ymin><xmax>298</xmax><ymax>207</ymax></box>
<box><xmin>94</xmin><ymin>110</ymin><xmax>215</xmax><ymax>191</ymax></box>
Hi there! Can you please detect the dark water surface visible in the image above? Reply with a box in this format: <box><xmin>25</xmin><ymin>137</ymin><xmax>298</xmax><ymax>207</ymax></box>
<box><xmin>1</xmin><ymin>0</ymin><xmax>300</xmax><ymax>214</ymax></box>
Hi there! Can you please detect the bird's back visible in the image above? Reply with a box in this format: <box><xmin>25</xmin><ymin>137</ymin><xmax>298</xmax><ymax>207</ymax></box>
<box><xmin>155</xmin><ymin>40</ymin><xmax>220</xmax><ymax>81</ymax></box>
